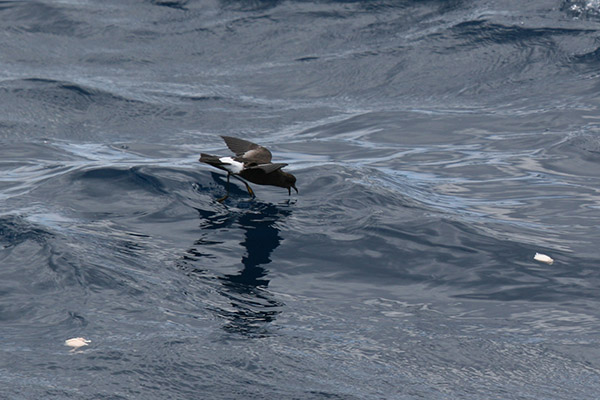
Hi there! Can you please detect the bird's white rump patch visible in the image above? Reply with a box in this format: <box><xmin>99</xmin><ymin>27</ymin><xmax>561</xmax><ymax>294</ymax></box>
<box><xmin>219</xmin><ymin>157</ymin><xmax>244</xmax><ymax>174</ymax></box>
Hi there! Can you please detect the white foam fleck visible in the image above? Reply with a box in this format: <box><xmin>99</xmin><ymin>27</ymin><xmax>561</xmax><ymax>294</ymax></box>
<box><xmin>65</xmin><ymin>337</ymin><xmax>91</xmax><ymax>352</ymax></box>
<box><xmin>534</xmin><ymin>252</ymin><xmax>554</xmax><ymax>265</ymax></box>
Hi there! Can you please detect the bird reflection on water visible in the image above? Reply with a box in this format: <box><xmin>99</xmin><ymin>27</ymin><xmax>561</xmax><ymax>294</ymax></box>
<box><xmin>181</xmin><ymin>197</ymin><xmax>292</xmax><ymax>336</ymax></box>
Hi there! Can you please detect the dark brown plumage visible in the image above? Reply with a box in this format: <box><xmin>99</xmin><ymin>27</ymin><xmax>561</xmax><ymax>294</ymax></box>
<box><xmin>200</xmin><ymin>136</ymin><xmax>297</xmax><ymax>202</ymax></box>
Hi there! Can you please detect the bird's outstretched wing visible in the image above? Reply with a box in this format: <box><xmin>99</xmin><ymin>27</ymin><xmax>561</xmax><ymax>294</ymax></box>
<box><xmin>222</xmin><ymin>136</ymin><xmax>272</xmax><ymax>164</ymax></box>
<box><xmin>246</xmin><ymin>163</ymin><xmax>288</xmax><ymax>174</ymax></box>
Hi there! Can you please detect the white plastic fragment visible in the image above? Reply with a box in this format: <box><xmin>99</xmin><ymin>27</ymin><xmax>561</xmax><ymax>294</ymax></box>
<box><xmin>65</xmin><ymin>337</ymin><xmax>91</xmax><ymax>351</ymax></box>
<box><xmin>534</xmin><ymin>252</ymin><xmax>554</xmax><ymax>265</ymax></box>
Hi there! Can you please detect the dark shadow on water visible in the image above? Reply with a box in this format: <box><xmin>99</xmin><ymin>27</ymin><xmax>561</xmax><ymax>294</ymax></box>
<box><xmin>220</xmin><ymin>204</ymin><xmax>286</xmax><ymax>288</ymax></box>
<box><xmin>181</xmin><ymin>189</ymin><xmax>291</xmax><ymax>337</ymax></box>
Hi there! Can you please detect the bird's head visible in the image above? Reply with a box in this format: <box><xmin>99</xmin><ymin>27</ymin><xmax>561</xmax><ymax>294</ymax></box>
<box><xmin>281</xmin><ymin>171</ymin><xmax>298</xmax><ymax>195</ymax></box>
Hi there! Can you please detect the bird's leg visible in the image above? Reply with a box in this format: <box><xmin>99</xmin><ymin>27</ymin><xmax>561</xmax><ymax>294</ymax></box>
<box><xmin>217</xmin><ymin>173</ymin><xmax>231</xmax><ymax>203</ymax></box>
<box><xmin>245</xmin><ymin>182</ymin><xmax>255</xmax><ymax>198</ymax></box>
<box><xmin>231</xmin><ymin>175</ymin><xmax>255</xmax><ymax>198</ymax></box>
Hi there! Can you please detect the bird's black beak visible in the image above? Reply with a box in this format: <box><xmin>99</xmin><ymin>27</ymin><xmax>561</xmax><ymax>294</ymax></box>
<box><xmin>289</xmin><ymin>184</ymin><xmax>298</xmax><ymax>195</ymax></box>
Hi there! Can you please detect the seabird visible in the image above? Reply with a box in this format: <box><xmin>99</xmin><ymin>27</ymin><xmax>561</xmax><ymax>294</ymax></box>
<box><xmin>200</xmin><ymin>136</ymin><xmax>298</xmax><ymax>202</ymax></box>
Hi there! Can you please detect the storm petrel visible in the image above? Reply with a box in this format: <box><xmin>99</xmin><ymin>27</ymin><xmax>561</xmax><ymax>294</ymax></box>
<box><xmin>200</xmin><ymin>136</ymin><xmax>298</xmax><ymax>202</ymax></box>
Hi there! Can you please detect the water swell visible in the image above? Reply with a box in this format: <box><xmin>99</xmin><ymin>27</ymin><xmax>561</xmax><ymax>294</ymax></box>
<box><xmin>0</xmin><ymin>215</ymin><xmax>52</xmax><ymax>249</ymax></box>
<box><xmin>1</xmin><ymin>0</ymin><xmax>600</xmax><ymax>397</ymax></box>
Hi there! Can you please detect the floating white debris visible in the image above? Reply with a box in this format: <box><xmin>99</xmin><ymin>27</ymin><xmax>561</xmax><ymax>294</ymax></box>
<box><xmin>65</xmin><ymin>337</ymin><xmax>91</xmax><ymax>351</ymax></box>
<box><xmin>534</xmin><ymin>252</ymin><xmax>554</xmax><ymax>265</ymax></box>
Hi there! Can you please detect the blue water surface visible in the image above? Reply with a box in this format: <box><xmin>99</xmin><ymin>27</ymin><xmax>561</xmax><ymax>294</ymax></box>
<box><xmin>2</xmin><ymin>0</ymin><xmax>600</xmax><ymax>398</ymax></box>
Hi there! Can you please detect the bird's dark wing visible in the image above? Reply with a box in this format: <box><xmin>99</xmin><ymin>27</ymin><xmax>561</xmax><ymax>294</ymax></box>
<box><xmin>199</xmin><ymin>153</ymin><xmax>227</xmax><ymax>170</ymax></box>
<box><xmin>222</xmin><ymin>136</ymin><xmax>272</xmax><ymax>163</ymax></box>
<box><xmin>246</xmin><ymin>163</ymin><xmax>288</xmax><ymax>174</ymax></box>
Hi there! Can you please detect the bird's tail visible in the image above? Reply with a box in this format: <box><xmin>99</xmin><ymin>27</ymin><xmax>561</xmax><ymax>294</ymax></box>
<box><xmin>199</xmin><ymin>153</ymin><xmax>222</xmax><ymax>166</ymax></box>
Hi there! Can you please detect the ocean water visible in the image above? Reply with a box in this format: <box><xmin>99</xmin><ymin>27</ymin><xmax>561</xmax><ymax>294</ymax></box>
<box><xmin>2</xmin><ymin>0</ymin><xmax>600</xmax><ymax>398</ymax></box>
